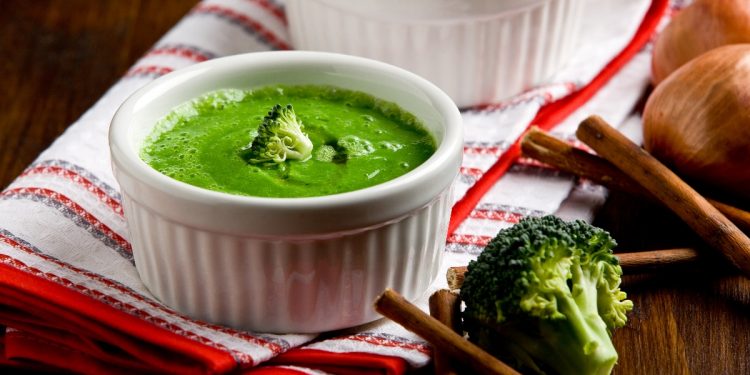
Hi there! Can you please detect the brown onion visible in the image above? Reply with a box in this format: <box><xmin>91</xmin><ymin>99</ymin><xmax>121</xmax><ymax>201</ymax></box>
<box><xmin>644</xmin><ymin>44</ymin><xmax>750</xmax><ymax>201</ymax></box>
<box><xmin>652</xmin><ymin>0</ymin><xmax>750</xmax><ymax>85</ymax></box>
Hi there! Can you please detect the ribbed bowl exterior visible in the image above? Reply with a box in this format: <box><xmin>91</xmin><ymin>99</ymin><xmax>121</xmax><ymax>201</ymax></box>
<box><xmin>286</xmin><ymin>0</ymin><xmax>584</xmax><ymax>108</ymax></box>
<box><xmin>123</xmin><ymin>187</ymin><xmax>451</xmax><ymax>333</ymax></box>
<box><xmin>110</xmin><ymin>51</ymin><xmax>463</xmax><ymax>334</ymax></box>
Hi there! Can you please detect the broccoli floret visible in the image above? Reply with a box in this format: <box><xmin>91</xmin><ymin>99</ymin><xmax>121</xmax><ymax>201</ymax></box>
<box><xmin>460</xmin><ymin>215</ymin><xmax>633</xmax><ymax>375</ymax></box>
<box><xmin>336</xmin><ymin>135</ymin><xmax>374</xmax><ymax>158</ymax></box>
<box><xmin>241</xmin><ymin>104</ymin><xmax>313</xmax><ymax>165</ymax></box>
<box><xmin>318</xmin><ymin>135</ymin><xmax>375</xmax><ymax>164</ymax></box>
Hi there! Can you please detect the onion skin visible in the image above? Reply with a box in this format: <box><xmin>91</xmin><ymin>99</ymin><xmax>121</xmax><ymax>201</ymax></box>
<box><xmin>644</xmin><ymin>44</ymin><xmax>750</xmax><ymax>201</ymax></box>
<box><xmin>652</xmin><ymin>0</ymin><xmax>750</xmax><ymax>85</ymax></box>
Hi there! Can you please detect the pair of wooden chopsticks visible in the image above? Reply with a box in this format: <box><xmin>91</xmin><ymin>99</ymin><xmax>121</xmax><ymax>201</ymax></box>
<box><xmin>522</xmin><ymin>122</ymin><xmax>750</xmax><ymax>234</ymax></box>
<box><xmin>523</xmin><ymin>116</ymin><xmax>750</xmax><ymax>276</ymax></box>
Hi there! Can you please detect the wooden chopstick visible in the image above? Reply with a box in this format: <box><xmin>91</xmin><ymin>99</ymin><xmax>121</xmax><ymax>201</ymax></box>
<box><xmin>520</xmin><ymin>127</ymin><xmax>750</xmax><ymax>234</ymax></box>
<box><xmin>576</xmin><ymin>115</ymin><xmax>750</xmax><ymax>278</ymax></box>
<box><xmin>374</xmin><ymin>289</ymin><xmax>520</xmax><ymax>375</ymax></box>
<box><xmin>429</xmin><ymin>290</ymin><xmax>462</xmax><ymax>375</ymax></box>
<box><xmin>446</xmin><ymin>247</ymin><xmax>703</xmax><ymax>290</ymax></box>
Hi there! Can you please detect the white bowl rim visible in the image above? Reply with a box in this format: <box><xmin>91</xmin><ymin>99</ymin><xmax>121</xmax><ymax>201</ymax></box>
<box><xmin>109</xmin><ymin>51</ymin><xmax>463</xmax><ymax>235</ymax></box>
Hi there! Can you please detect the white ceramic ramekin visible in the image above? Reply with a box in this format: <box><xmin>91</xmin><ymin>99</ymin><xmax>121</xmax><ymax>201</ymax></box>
<box><xmin>109</xmin><ymin>51</ymin><xmax>463</xmax><ymax>333</ymax></box>
<box><xmin>286</xmin><ymin>0</ymin><xmax>584</xmax><ymax>108</ymax></box>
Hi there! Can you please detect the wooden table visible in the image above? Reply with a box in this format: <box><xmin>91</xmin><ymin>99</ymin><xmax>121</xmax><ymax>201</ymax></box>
<box><xmin>0</xmin><ymin>0</ymin><xmax>194</xmax><ymax>185</ymax></box>
<box><xmin>2</xmin><ymin>1</ymin><xmax>749</xmax><ymax>374</ymax></box>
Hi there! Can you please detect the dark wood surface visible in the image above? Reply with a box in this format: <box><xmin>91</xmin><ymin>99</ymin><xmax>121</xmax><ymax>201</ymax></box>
<box><xmin>0</xmin><ymin>0</ymin><xmax>196</xmax><ymax>186</ymax></box>
<box><xmin>2</xmin><ymin>1</ymin><xmax>749</xmax><ymax>374</ymax></box>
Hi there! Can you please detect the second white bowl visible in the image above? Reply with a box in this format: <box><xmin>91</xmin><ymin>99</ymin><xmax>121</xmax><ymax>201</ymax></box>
<box><xmin>286</xmin><ymin>0</ymin><xmax>585</xmax><ymax>108</ymax></box>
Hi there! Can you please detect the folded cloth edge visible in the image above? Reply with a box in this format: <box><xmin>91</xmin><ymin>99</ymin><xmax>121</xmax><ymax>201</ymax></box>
<box><xmin>0</xmin><ymin>262</ymin><xmax>235</xmax><ymax>373</ymax></box>
<box><xmin>269</xmin><ymin>348</ymin><xmax>407</xmax><ymax>375</ymax></box>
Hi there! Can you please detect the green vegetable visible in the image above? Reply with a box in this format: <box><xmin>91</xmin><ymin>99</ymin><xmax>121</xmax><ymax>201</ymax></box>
<box><xmin>460</xmin><ymin>215</ymin><xmax>633</xmax><ymax>375</ymax></box>
<box><xmin>318</xmin><ymin>135</ymin><xmax>376</xmax><ymax>164</ymax></box>
<box><xmin>241</xmin><ymin>104</ymin><xmax>313</xmax><ymax>165</ymax></box>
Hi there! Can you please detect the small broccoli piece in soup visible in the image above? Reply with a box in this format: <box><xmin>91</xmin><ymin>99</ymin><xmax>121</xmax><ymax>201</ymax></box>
<box><xmin>241</xmin><ymin>104</ymin><xmax>313</xmax><ymax>165</ymax></box>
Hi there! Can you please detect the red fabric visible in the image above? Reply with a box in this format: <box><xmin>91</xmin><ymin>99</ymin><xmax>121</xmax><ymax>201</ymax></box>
<box><xmin>270</xmin><ymin>349</ymin><xmax>408</xmax><ymax>375</ymax></box>
<box><xmin>448</xmin><ymin>0</ymin><xmax>669</xmax><ymax>235</ymax></box>
<box><xmin>0</xmin><ymin>1</ymin><xmax>668</xmax><ymax>373</ymax></box>
<box><xmin>246</xmin><ymin>368</ymin><xmax>310</xmax><ymax>375</ymax></box>
<box><xmin>0</xmin><ymin>262</ymin><xmax>235</xmax><ymax>374</ymax></box>
<box><xmin>4</xmin><ymin>329</ymin><xmax>144</xmax><ymax>375</ymax></box>
<box><xmin>0</xmin><ymin>329</ymin><xmax>65</xmax><ymax>372</ymax></box>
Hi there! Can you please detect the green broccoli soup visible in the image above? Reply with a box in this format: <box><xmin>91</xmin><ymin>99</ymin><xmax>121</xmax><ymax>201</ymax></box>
<box><xmin>140</xmin><ymin>85</ymin><xmax>437</xmax><ymax>198</ymax></box>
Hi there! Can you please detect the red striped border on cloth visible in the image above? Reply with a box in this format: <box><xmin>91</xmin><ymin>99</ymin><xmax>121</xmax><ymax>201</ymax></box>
<box><xmin>245</xmin><ymin>0</ymin><xmax>287</xmax><ymax>26</ymax></box>
<box><xmin>270</xmin><ymin>349</ymin><xmax>408</xmax><ymax>375</ymax></box>
<box><xmin>144</xmin><ymin>44</ymin><xmax>216</xmax><ymax>63</ymax></box>
<box><xmin>20</xmin><ymin>163</ymin><xmax>124</xmax><ymax>216</ymax></box>
<box><xmin>0</xmin><ymin>230</ymin><xmax>289</xmax><ymax>361</ymax></box>
<box><xmin>123</xmin><ymin>1</ymin><xmax>289</xmax><ymax>81</ymax></box>
<box><xmin>125</xmin><ymin>65</ymin><xmax>174</xmax><ymax>78</ymax></box>
<box><xmin>191</xmin><ymin>3</ymin><xmax>291</xmax><ymax>50</ymax></box>
<box><xmin>2</xmin><ymin>158</ymin><xmax>314</xmax><ymax>368</ymax></box>
<box><xmin>0</xmin><ymin>188</ymin><xmax>133</xmax><ymax>261</ymax></box>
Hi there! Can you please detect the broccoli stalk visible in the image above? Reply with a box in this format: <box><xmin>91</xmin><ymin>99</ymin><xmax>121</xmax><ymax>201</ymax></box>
<box><xmin>461</xmin><ymin>215</ymin><xmax>633</xmax><ymax>375</ymax></box>
<box><xmin>241</xmin><ymin>104</ymin><xmax>313</xmax><ymax>165</ymax></box>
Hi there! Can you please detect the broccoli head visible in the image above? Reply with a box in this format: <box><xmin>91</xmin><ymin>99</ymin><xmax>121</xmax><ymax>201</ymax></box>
<box><xmin>460</xmin><ymin>215</ymin><xmax>633</xmax><ymax>375</ymax></box>
<box><xmin>241</xmin><ymin>104</ymin><xmax>313</xmax><ymax>165</ymax></box>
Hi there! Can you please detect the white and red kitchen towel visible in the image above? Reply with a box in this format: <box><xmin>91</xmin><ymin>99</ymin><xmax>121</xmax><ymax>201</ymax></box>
<box><xmin>0</xmin><ymin>0</ymin><xmax>671</xmax><ymax>373</ymax></box>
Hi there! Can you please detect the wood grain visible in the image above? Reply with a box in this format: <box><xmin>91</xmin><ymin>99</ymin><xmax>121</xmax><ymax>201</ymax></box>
<box><xmin>429</xmin><ymin>290</ymin><xmax>462</xmax><ymax>375</ymax></box>
<box><xmin>521</xmin><ymin>127</ymin><xmax>750</xmax><ymax>233</ymax></box>
<box><xmin>447</xmin><ymin>248</ymin><xmax>708</xmax><ymax>290</ymax></box>
<box><xmin>2</xmin><ymin>2</ymin><xmax>750</xmax><ymax>374</ymax></box>
<box><xmin>597</xmin><ymin>191</ymin><xmax>750</xmax><ymax>375</ymax></box>
<box><xmin>0</xmin><ymin>0</ymin><xmax>195</xmax><ymax>189</ymax></box>
<box><xmin>577</xmin><ymin>115</ymin><xmax>750</xmax><ymax>277</ymax></box>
